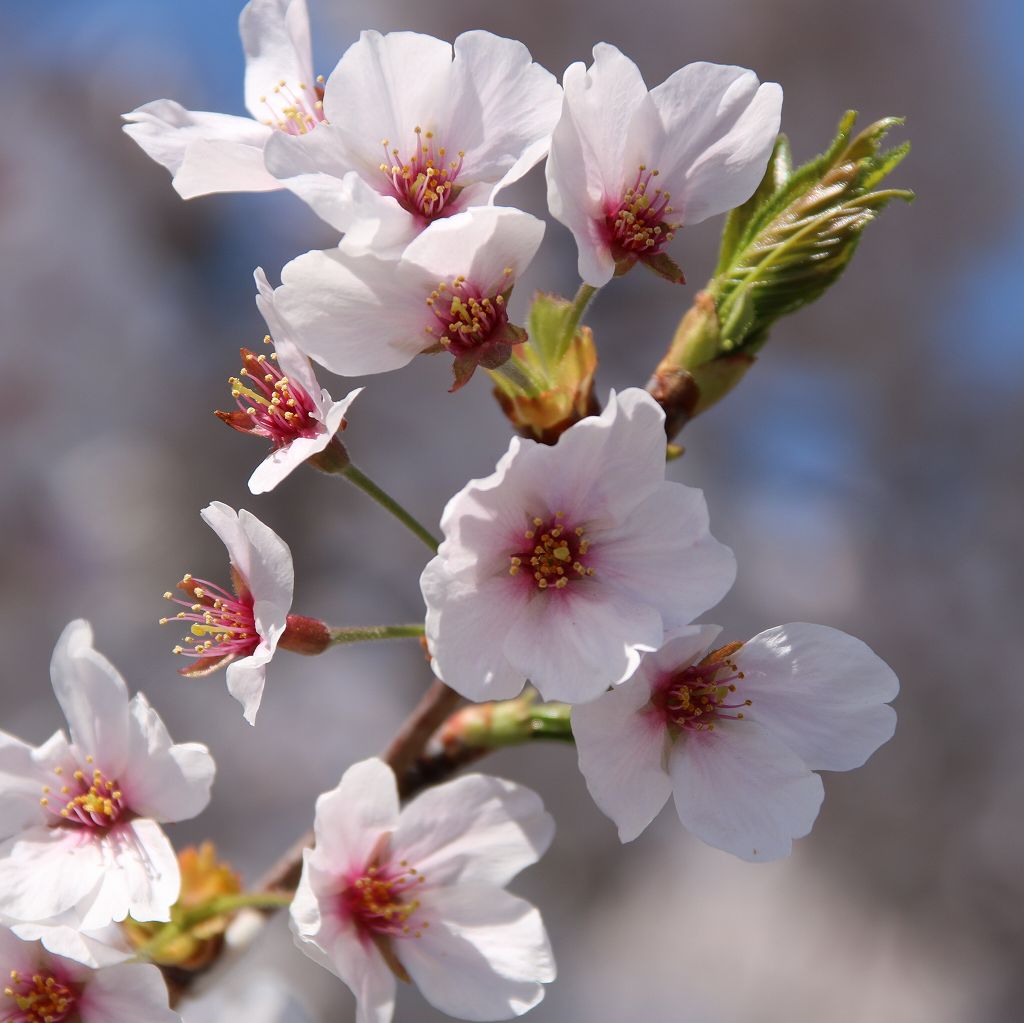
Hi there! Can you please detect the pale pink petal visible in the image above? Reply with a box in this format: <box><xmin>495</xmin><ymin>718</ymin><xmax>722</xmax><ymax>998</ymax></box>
<box><xmin>274</xmin><ymin>248</ymin><xmax>433</xmax><ymax>376</ymax></box>
<box><xmin>49</xmin><ymin>620</ymin><xmax>130</xmax><ymax>776</ymax></box>
<box><xmin>502</xmin><ymin>584</ymin><xmax>663</xmax><ymax>703</ymax></box>
<box><xmin>640</xmin><ymin>623</ymin><xmax>723</xmax><ymax>679</ymax></box>
<box><xmin>0</xmin><ymin>924</ymin><xmax>39</xmax><ymax>975</ymax></box>
<box><xmin>309</xmin><ymin>759</ymin><xmax>400</xmax><ymax>876</ymax></box>
<box><xmin>0</xmin><ymin>729</ymin><xmax>53</xmax><ymax>839</ymax></box>
<box><xmin>391</xmin><ymin>775</ymin><xmax>553</xmax><ymax>888</ymax></box>
<box><xmin>225</xmin><ymin>648</ymin><xmax>272</xmax><ymax>726</ymax></box>
<box><xmin>403</xmin><ymin>207</ymin><xmax>544</xmax><ymax>297</ymax></box>
<box><xmin>240</xmin><ymin>0</ymin><xmax>314</xmax><ymax>119</ymax></box>
<box><xmin>597</xmin><ymin>479</ymin><xmax>736</xmax><ymax>630</ymax></box>
<box><xmin>0</xmin><ymin>826</ymin><xmax>105</xmax><ymax>923</ymax></box>
<box><xmin>253</xmin><ymin>266</ymin><xmax>320</xmax><ymax>398</ymax></box>
<box><xmin>122</xmin><ymin>100</ymin><xmax>277</xmax><ymax>197</ymax></box>
<box><xmin>736</xmin><ymin>624</ymin><xmax>899</xmax><ymax>771</ymax></box>
<box><xmin>122</xmin><ymin>694</ymin><xmax>214</xmax><ymax>822</ymax></box>
<box><xmin>11</xmin><ymin>922</ymin><xmax>133</xmax><ymax>968</ymax></box>
<box><xmin>78</xmin><ymin>818</ymin><xmax>180</xmax><ymax>928</ymax></box>
<box><xmin>669</xmin><ymin>720</ymin><xmax>824</xmax><ymax>861</ymax></box>
<box><xmin>650</xmin><ymin>63</ymin><xmax>782</xmax><ymax>225</ymax></box>
<box><xmin>448</xmin><ymin>31</ymin><xmax>562</xmax><ymax>190</ymax></box>
<box><xmin>546</xmin><ymin>44</ymin><xmax>650</xmax><ymax>286</ymax></box>
<box><xmin>239</xmin><ymin>508</ymin><xmax>295</xmax><ymax>614</ymax></box>
<box><xmin>572</xmin><ymin>674</ymin><xmax>673</xmax><ymax>841</ymax></box>
<box><xmin>79</xmin><ymin>962</ymin><xmax>179</xmax><ymax>1023</ymax></box>
<box><xmin>422</xmin><ymin>566</ymin><xmax>529</xmax><ymax>702</ymax></box>
<box><xmin>397</xmin><ymin>884</ymin><xmax>554</xmax><ymax>1021</ymax></box>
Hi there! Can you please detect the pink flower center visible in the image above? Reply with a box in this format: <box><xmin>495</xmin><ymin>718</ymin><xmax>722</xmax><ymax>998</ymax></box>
<box><xmin>343</xmin><ymin>860</ymin><xmax>429</xmax><ymax>940</ymax></box>
<box><xmin>509</xmin><ymin>512</ymin><xmax>595</xmax><ymax>590</ymax></box>
<box><xmin>380</xmin><ymin>127</ymin><xmax>464</xmax><ymax>221</ymax></box>
<box><xmin>40</xmin><ymin>758</ymin><xmax>126</xmax><ymax>830</ymax></box>
<box><xmin>162</xmin><ymin>574</ymin><xmax>260</xmax><ymax>662</ymax></box>
<box><xmin>258</xmin><ymin>77</ymin><xmax>326</xmax><ymax>135</ymax></box>
<box><xmin>3</xmin><ymin>969</ymin><xmax>77</xmax><ymax>1023</ymax></box>
<box><xmin>605</xmin><ymin>165</ymin><xmax>679</xmax><ymax>256</ymax></box>
<box><xmin>425</xmin><ymin>274</ymin><xmax>512</xmax><ymax>357</ymax></box>
<box><xmin>653</xmin><ymin>647</ymin><xmax>751</xmax><ymax>733</ymax></box>
<box><xmin>229</xmin><ymin>344</ymin><xmax>321</xmax><ymax>448</ymax></box>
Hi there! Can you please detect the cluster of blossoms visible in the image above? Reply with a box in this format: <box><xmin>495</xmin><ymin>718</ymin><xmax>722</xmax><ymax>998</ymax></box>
<box><xmin>2</xmin><ymin>0</ymin><xmax>906</xmax><ymax>1020</ymax></box>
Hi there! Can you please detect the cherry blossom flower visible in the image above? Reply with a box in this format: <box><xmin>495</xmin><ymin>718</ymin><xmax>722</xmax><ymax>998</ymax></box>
<box><xmin>546</xmin><ymin>44</ymin><xmax>783</xmax><ymax>286</ymax></box>
<box><xmin>573</xmin><ymin>623</ymin><xmax>899</xmax><ymax>861</ymax></box>
<box><xmin>123</xmin><ymin>0</ymin><xmax>323</xmax><ymax>199</ymax></box>
<box><xmin>162</xmin><ymin>502</ymin><xmax>297</xmax><ymax>725</ymax></box>
<box><xmin>420</xmin><ymin>388</ymin><xmax>736</xmax><ymax>704</ymax></box>
<box><xmin>216</xmin><ymin>268</ymin><xmax>362</xmax><ymax>494</ymax></box>
<box><xmin>291</xmin><ymin>758</ymin><xmax>555</xmax><ymax>1023</ymax></box>
<box><xmin>273</xmin><ymin>207</ymin><xmax>544</xmax><ymax>389</ymax></box>
<box><xmin>0</xmin><ymin>926</ymin><xmax>180</xmax><ymax>1023</ymax></box>
<box><xmin>264</xmin><ymin>29</ymin><xmax>561</xmax><ymax>255</ymax></box>
<box><xmin>0</xmin><ymin>621</ymin><xmax>214</xmax><ymax>929</ymax></box>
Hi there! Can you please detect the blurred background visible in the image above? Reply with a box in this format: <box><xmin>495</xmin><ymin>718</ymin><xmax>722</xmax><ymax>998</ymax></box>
<box><xmin>1</xmin><ymin>0</ymin><xmax>1021</xmax><ymax>1020</ymax></box>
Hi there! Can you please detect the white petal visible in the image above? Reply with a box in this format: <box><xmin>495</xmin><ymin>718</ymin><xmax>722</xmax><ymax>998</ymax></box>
<box><xmin>49</xmin><ymin>620</ymin><xmax>130</xmax><ymax>775</ymax></box>
<box><xmin>291</xmin><ymin>890</ymin><xmax>396</xmax><ymax>1023</ymax></box>
<box><xmin>403</xmin><ymin>207</ymin><xmax>545</xmax><ymax>296</ymax></box>
<box><xmin>0</xmin><ymin>729</ymin><xmax>53</xmax><ymax>839</ymax></box>
<box><xmin>0</xmin><ymin>924</ymin><xmax>36</xmax><ymax>976</ymax></box>
<box><xmin>310</xmin><ymin>758</ymin><xmax>400</xmax><ymax>876</ymax></box>
<box><xmin>650</xmin><ymin>63</ymin><xmax>782</xmax><ymax>225</ymax></box>
<box><xmin>253</xmin><ymin>265</ymin><xmax>320</xmax><ymax>398</ymax></box>
<box><xmin>640</xmin><ymin>623</ymin><xmax>723</xmax><ymax>680</ymax></box>
<box><xmin>240</xmin><ymin>0</ymin><xmax>313</xmax><ymax>119</ymax></box>
<box><xmin>225</xmin><ymin>649</ymin><xmax>271</xmax><ymax>726</ymax></box>
<box><xmin>239</xmin><ymin>508</ymin><xmax>295</xmax><ymax>615</ymax></box>
<box><xmin>78</xmin><ymin>819</ymin><xmax>180</xmax><ymax>928</ymax></box>
<box><xmin>448</xmin><ymin>31</ymin><xmax>562</xmax><ymax>192</ymax></box>
<box><xmin>421</xmin><ymin>567</ymin><xmax>528</xmax><ymax>702</ymax></box>
<box><xmin>572</xmin><ymin>674</ymin><xmax>673</xmax><ymax>841</ymax></box>
<box><xmin>321</xmin><ymin>31</ymin><xmax>456</xmax><ymax>163</ymax></box>
<box><xmin>248</xmin><ymin>434</ymin><xmax>330</xmax><ymax>495</ymax></box>
<box><xmin>391</xmin><ymin>774</ymin><xmax>553</xmax><ymax>887</ymax></box>
<box><xmin>275</xmin><ymin>248</ymin><xmax>432</xmax><ymax>376</ymax></box>
<box><xmin>122</xmin><ymin>694</ymin><xmax>214</xmax><ymax>822</ymax></box>
<box><xmin>546</xmin><ymin>44</ymin><xmax>650</xmax><ymax>286</ymax></box>
<box><xmin>502</xmin><ymin>583</ymin><xmax>662</xmax><ymax>703</ymax></box>
<box><xmin>122</xmin><ymin>100</ymin><xmax>276</xmax><ymax>197</ymax></box>
<box><xmin>597</xmin><ymin>479</ymin><xmax>736</xmax><ymax>630</ymax></box>
<box><xmin>11</xmin><ymin>922</ymin><xmax>132</xmax><ymax>968</ymax></box>
<box><xmin>736</xmin><ymin>624</ymin><xmax>899</xmax><ymax>771</ymax></box>
<box><xmin>397</xmin><ymin>884</ymin><xmax>554</xmax><ymax>1021</ymax></box>
<box><xmin>79</xmin><ymin>962</ymin><xmax>179</xmax><ymax>1023</ymax></box>
<box><xmin>0</xmin><ymin>826</ymin><xmax>105</xmax><ymax>923</ymax></box>
<box><xmin>669</xmin><ymin>720</ymin><xmax>824</xmax><ymax>861</ymax></box>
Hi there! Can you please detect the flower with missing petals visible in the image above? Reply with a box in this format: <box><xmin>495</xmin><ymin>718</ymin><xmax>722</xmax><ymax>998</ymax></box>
<box><xmin>420</xmin><ymin>389</ymin><xmax>736</xmax><ymax>703</ymax></box>
<box><xmin>0</xmin><ymin>926</ymin><xmax>179</xmax><ymax>1023</ymax></box>
<box><xmin>274</xmin><ymin>207</ymin><xmax>544</xmax><ymax>390</ymax></box>
<box><xmin>163</xmin><ymin>502</ymin><xmax>315</xmax><ymax>725</ymax></box>
<box><xmin>123</xmin><ymin>0</ymin><xmax>323</xmax><ymax>198</ymax></box>
<box><xmin>264</xmin><ymin>29</ymin><xmax>562</xmax><ymax>255</ymax></box>
<box><xmin>546</xmin><ymin>44</ymin><xmax>782</xmax><ymax>285</ymax></box>
<box><xmin>573</xmin><ymin>623</ymin><xmax>899</xmax><ymax>860</ymax></box>
<box><xmin>291</xmin><ymin>758</ymin><xmax>555</xmax><ymax>1023</ymax></box>
<box><xmin>0</xmin><ymin>621</ymin><xmax>214</xmax><ymax>929</ymax></box>
<box><xmin>216</xmin><ymin>269</ymin><xmax>362</xmax><ymax>494</ymax></box>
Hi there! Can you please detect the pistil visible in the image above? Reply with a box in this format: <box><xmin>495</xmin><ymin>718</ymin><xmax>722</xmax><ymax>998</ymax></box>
<box><xmin>380</xmin><ymin>127</ymin><xmax>464</xmax><ymax>220</ymax></box>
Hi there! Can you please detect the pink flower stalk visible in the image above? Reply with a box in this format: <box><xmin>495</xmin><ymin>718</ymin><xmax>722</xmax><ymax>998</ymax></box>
<box><xmin>163</xmin><ymin>503</ymin><xmax>324</xmax><ymax>724</ymax></box>
<box><xmin>216</xmin><ymin>270</ymin><xmax>361</xmax><ymax>494</ymax></box>
<box><xmin>0</xmin><ymin>926</ymin><xmax>179</xmax><ymax>1023</ymax></box>
<box><xmin>292</xmin><ymin>759</ymin><xmax>555</xmax><ymax>1023</ymax></box>
<box><xmin>546</xmin><ymin>44</ymin><xmax>782</xmax><ymax>285</ymax></box>
<box><xmin>264</xmin><ymin>30</ymin><xmax>563</xmax><ymax>254</ymax></box>
<box><xmin>573</xmin><ymin>623</ymin><xmax>899</xmax><ymax>860</ymax></box>
<box><xmin>123</xmin><ymin>0</ymin><xmax>324</xmax><ymax>198</ymax></box>
<box><xmin>0</xmin><ymin>622</ymin><xmax>214</xmax><ymax>929</ymax></box>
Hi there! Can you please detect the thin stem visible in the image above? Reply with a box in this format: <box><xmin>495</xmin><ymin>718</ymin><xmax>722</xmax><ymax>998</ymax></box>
<box><xmin>553</xmin><ymin>282</ymin><xmax>598</xmax><ymax>364</ymax></box>
<box><xmin>329</xmin><ymin>624</ymin><xmax>425</xmax><ymax>645</ymax></box>
<box><xmin>341</xmin><ymin>464</ymin><xmax>440</xmax><ymax>553</ymax></box>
